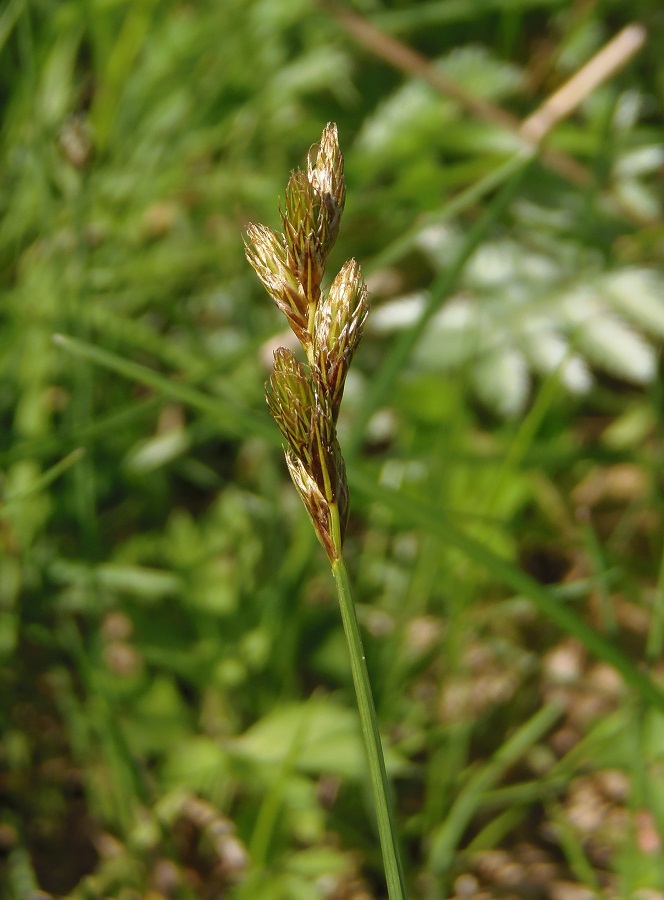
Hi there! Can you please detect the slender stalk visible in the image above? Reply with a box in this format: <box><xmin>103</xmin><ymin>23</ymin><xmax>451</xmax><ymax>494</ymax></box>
<box><xmin>331</xmin><ymin>553</ymin><xmax>407</xmax><ymax>900</ymax></box>
<box><xmin>245</xmin><ymin>124</ymin><xmax>406</xmax><ymax>895</ymax></box>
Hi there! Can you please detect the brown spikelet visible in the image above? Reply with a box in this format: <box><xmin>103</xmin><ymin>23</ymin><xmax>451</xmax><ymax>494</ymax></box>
<box><xmin>313</xmin><ymin>258</ymin><xmax>369</xmax><ymax>423</ymax></box>
<box><xmin>266</xmin><ymin>349</ymin><xmax>315</xmax><ymax>458</ymax></box>
<box><xmin>244</xmin><ymin>224</ymin><xmax>311</xmax><ymax>349</ymax></box>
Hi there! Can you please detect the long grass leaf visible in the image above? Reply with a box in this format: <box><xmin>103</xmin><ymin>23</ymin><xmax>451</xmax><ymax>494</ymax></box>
<box><xmin>52</xmin><ymin>333</ymin><xmax>275</xmax><ymax>443</ymax></box>
<box><xmin>349</xmin><ymin>469</ymin><xmax>664</xmax><ymax>712</ymax></box>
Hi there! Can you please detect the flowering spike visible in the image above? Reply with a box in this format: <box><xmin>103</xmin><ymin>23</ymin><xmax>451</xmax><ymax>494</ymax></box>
<box><xmin>313</xmin><ymin>258</ymin><xmax>369</xmax><ymax>423</ymax></box>
<box><xmin>245</xmin><ymin>124</ymin><xmax>367</xmax><ymax>561</ymax></box>
<box><xmin>266</xmin><ymin>348</ymin><xmax>315</xmax><ymax>458</ymax></box>
<box><xmin>244</xmin><ymin>224</ymin><xmax>311</xmax><ymax>348</ymax></box>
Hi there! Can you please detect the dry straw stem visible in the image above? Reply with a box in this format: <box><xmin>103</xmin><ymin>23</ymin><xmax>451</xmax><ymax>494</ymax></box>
<box><xmin>520</xmin><ymin>24</ymin><xmax>646</xmax><ymax>144</ymax></box>
<box><xmin>320</xmin><ymin>0</ymin><xmax>650</xmax><ymax>225</ymax></box>
<box><xmin>245</xmin><ymin>124</ymin><xmax>367</xmax><ymax>562</ymax></box>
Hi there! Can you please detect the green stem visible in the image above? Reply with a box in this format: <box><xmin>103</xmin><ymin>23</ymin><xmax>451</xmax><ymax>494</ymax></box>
<box><xmin>331</xmin><ymin>554</ymin><xmax>407</xmax><ymax>899</ymax></box>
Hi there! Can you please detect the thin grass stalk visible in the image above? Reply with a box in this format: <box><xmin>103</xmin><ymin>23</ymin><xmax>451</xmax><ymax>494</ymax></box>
<box><xmin>244</xmin><ymin>123</ymin><xmax>407</xmax><ymax>898</ymax></box>
<box><xmin>331</xmin><ymin>552</ymin><xmax>407</xmax><ymax>898</ymax></box>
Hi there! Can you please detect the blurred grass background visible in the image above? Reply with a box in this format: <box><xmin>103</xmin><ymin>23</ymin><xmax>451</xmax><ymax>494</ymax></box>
<box><xmin>1</xmin><ymin>1</ymin><xmax>664</xmax><ymax>898</ymax></box>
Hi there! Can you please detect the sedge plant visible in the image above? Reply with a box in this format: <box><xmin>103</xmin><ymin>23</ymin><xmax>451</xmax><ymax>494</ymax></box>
<box><xmin>245</xmin><ymin>124</ymin><xmax>407</xmax><ymax>899</ymax></box>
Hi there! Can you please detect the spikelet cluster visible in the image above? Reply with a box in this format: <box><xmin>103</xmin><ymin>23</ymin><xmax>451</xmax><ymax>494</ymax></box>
<box><xmin>245</xmin><ymin>124</ymin><xmax>368</xmax><ymax>561</ymax></box>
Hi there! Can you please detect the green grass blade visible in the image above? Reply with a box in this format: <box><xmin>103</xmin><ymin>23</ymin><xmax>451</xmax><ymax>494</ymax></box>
<box><xmin>0</xmin><ymin>447</ymin><xmax>86</xmax><ymax>510</ymax></box>
<box><xmin>0</xmin><ymin>0</ymin><xmax>24</xmax><ymax>56</ymax></box>
<box><xmin>52</xmin><ymin>333</ymin><xmax>275</xmax><ymax>443</ymax></box>
<box><xmin>646</xmin><ymin>544</ymin><xmax>664</xmax><ymax>661</ymax></box>
<box><xmin>349</xmin><ymin>151</ymin><xmax>533</xmax><ymax>455</ymax></box>
<box><xmin>428</xmin><ymin>702</ymin><xmax>563</xmax><ymax>875</ymax></box>
<box><xmin>349</xmin><ymin>469</ymin><xmax>664</xmax><ymax>713</ymax></box>
<box><xmin>367</xmin><ymin>152</ymin><xmax>530</xmax><ymax>273</ymax></box>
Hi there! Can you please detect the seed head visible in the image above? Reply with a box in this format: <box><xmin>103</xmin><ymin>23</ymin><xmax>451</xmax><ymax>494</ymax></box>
<box><xmin>313</xmin><ymin>258</ymin><xmax>369</xmax><ymax>423</ymax></box>
<box><xmin>266</xmin><ymin>348</ymin><xmax>316</xmax><ymax>460</ymax></box>
<box><xmin>278</xmin><ymin>124</ymin><xmax>346</xmax><ymax>311</ymax></box>
<box><xmin>285</xmin><ymin>451</ymin><xmax>346</xmax><ymax>562</ymax></box>
<box><xmin>245</xmin><ymin>124</ymin><xmax>365</xmax><ymax>561</ymax></box>
<box><xmin>244</xmin><ymin>224</ymin><xmax>310</xmax><ymax>347</ymax></box>
<box><xmin>306</xmin><ymin>122</ymin><xmax>346</xmax><ymax>253</ymax></box>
